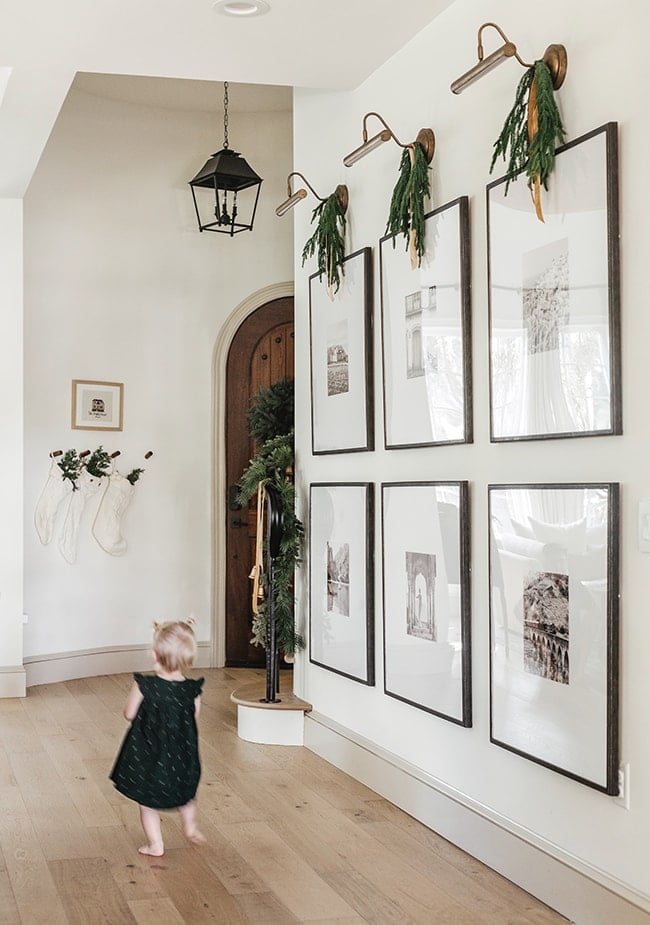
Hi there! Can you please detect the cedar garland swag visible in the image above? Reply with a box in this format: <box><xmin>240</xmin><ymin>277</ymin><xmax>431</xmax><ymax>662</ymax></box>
<box><xmin>490</xmin><ymin>59</ymin><xmax>566</xmax><ymax>222</ymax></box>
<box><xmin>301</xmin><ymin>188</ymin><xmax>347</xmax><ymax>298</ymax></box>
<box><xmin>385</xmin><ymin>141</ymin><xmax>431</xmax><ymax>268</ymax></box>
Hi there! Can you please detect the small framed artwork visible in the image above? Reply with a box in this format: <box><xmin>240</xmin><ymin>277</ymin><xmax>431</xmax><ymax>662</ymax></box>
<box><xmin>487</xmin><ymin>122</ymin><xmax>621</xmax><ymax>441</ymax></box>
<box><xmin>309</xmin><ymin>247</ymin><xmax>373</xmax><ymax>454</ymax></box>
<box><xmin>380</xmin><ymin>196</ymin><xmax>472</xmax><ymax>449</ymax></box>
<box><xmin>71</xmin><ymin>379</ymin><xmax>124</xmax><ymax>431</ymax></box>
<box><xmin>382</xmin><ymin>481</ymin><xmax>471</xmax><ymax>726</ymax></box>
<box><xmin>309</xmin><ymin>482</ymin><xmax>374</xmax><ymax>685</ymax></box>
<box><xmin>488</xmin><ymin>482</ymin><xmax>619</xmax><ymax>793</ymax></box>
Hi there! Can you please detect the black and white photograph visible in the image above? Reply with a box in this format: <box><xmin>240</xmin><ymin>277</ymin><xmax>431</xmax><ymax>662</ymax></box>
<box><xmin>326</xmin><ymin>321</ymin><xmax>349</xmax><ymax>396</ymax></box>
<box><xmin>488</xmin><ymin>122</ymin><xmax>620</xmax><ymax>442</ymax></box>
<box><xmin>380</xmin><ymin>197</ymin><xmax>472</xmax><ymax>449</ymax></box>
<box><xmin>326</xmin><ymin>540</ymin><xmax>349</xmax><ymax>615</ymax></box>
<box><xmin>489</xmin><ymin>483</ymin><xmax>619</xmax><ymax>793</ymax></box>
<box><xmin>523</xmin><ymin>570</ymin><xmax>569</xmax><ymax>685</ymax></box>
<box><xmin>310</xmin><ymin>483</ymin><xmax>374</xmax><ymax>684</ymax></box>
<box><xmin>405</xmin><ymin>551</ymin><xmax>436</xmax><ymax>641</ymax></box>
<box><xmin>382</xmin><ymin>482</ymin><xmax>471</xmax><ymax>726</ymax></box>
<box><xmin>310</xmin><ymin>247</ymin><xmax>373</xmax><ymax>454</ymax></box>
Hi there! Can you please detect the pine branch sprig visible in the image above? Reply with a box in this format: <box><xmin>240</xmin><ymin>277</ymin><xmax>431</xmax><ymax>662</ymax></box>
<box><xmin>385</xmin><ymin>143</ymin><xmax>431</xmax><ymax>264</ymax></box>
<box><xmin>490</xmin><ymin>65</ymin><xmax>535</xmax><ymax>191</ymax></box>
<box><xmin>301</xmin><ymin>191</ymin><xmax>347</xmax><ymax>294</ymax></box>
<box><xmin>57</xmin><ymin>449</ymin><xmax>82</xmax><ymax>490</ymax></box>
<box><xmin>404</xmin><ymin>142</ymin><xmax>431</xmax><ymax>261</ymax></box>
<box><xmin>490</xmin><ymin>60</ymin><xmax>566</xmax><ymax>199</ymax></box>
<box><xmin>85</xmin><ymin>446</ymin><xmax>112</xmax><ymax>478</ymax></box>
<box><xmin>526</xmin><ymin>60</ymin><xmax>566</xmax><ymax>192</ymax></box>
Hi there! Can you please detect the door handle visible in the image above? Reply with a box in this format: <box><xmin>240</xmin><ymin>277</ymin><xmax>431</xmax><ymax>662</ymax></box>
<box><xmin>231</xmin><ymin>518</ymin><xmax>248</xmax><ymax>528</ymax></box>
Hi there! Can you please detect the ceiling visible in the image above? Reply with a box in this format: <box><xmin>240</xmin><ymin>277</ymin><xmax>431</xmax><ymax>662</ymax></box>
<box><xmin>0</xmin><ymin>0</ymin><xmax>454</xmax><ymax>196</ymax></box>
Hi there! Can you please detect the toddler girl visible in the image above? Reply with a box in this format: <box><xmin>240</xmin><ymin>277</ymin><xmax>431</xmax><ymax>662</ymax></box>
<box><xmin>110</xmin><ymin>619</ymin><xmax>205</xmax><ymax>856</ymax></box>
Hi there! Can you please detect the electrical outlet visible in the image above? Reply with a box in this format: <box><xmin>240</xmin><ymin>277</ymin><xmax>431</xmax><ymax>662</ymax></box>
<box><xmin>22</xmin><ymin>612</ymin><xmax>28</xmax><ymax>624</ymax></box>
<box><xmin>614</xmin><ymin>763</ymin><xmax>630</xmax><ymax>809</ymax></box>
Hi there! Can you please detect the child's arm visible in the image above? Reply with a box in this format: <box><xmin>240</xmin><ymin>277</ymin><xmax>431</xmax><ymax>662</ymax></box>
<box><xmin>194</xmin><ymin>695</ymin><xmax>202</xmax><ymax>719</ymax></box>
<box><xmin>123</xmin><ymin>681</ymin><xmax>144</xmax><ymax>721</ymax></box>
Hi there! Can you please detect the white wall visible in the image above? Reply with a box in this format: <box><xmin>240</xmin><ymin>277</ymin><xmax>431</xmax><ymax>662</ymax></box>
<box><xmin>0</xmin><ymin>199</ymin><xmax>25</xmax><ymax>695</ymax></box>
<box><xmin>293</xmin><ymin>0</ymin><xmax>650</xmax><ymax>914</ymax></box>
<box><xmin>23</xmin><ymin>85</ymin><xmax>293</xmax><ymax>662</ymax></box>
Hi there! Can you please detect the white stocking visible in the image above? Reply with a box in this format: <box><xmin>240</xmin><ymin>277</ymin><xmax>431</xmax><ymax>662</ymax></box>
<box><xmin>92</xmin><ymin>472</ymin><xmax>134</xmax><ymax>556</ymax></box>
<box><xmin>58</xmin><ymin>469</ymin><xmax>106</xmax><ymax>564</ymax></box>
<box><xmin>34</xmin><ymin>460</ymin><xmax>74</xmax><ymax>545</ymax></box>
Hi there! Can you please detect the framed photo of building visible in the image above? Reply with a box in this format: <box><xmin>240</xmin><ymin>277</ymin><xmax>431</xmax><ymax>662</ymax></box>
<box><xmin>380</xmin><ymin>197</ymin><xmax>472</xmax><ymax>449</ymax></box>
<box><xmin>382</xmin><ymin>481</ymin><xmax>471</xmax><ymax>726</ymax></box>
<box><xmin>488</xmin><ymin>482</ymin><xmax>619</xmax><ymax>793</ymax></box>
<box><xmin>309</xmin><ymin>247</ymin><xmax>373</xmax><ymax>454</ymax></box>
<box><xmin>71</xmin><ymin>379</ymin><xmax>124</xmax><ymax>431</ymax></box>
<box><xmin>309</xmin><ymin>482</ymin><xmax>374</xmax><ymax>684</ymax></box>
<box><xmin>487</xmin><ymin>122</ymin><xmax>621</xmax><ymax>441</ymax></box>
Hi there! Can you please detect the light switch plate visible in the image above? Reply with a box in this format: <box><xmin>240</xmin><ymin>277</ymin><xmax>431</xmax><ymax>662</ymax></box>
<box><xmin>638</xmin><ymin>501</ymin><xmax>650</xmax><ymax>552</ymax></box>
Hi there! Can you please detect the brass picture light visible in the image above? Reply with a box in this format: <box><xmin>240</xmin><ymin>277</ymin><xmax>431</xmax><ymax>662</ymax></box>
<box><xmin>276</xmin><ymin>172</ymin><xmax>348</xmax><ymax>217</ymax></box>
<box><xmin>450</xmin><ymin>22</ymin><xmax>567</xmax><ymax>94</ymax></box>
<box><xmin>343</xmin><ymin>112</ymin><xmax>435</xmax><ymax>167</ymax></box>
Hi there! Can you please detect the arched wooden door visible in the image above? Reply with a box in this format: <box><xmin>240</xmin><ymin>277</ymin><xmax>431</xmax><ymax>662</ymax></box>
<box><xmin>225</xmin><ymin>296</ymin><xmax>294</xmax><ymax>667</ymax></box>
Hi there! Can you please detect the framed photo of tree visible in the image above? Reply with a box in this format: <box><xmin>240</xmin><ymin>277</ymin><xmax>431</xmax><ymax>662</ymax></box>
<box><xmin>309</xmin><ymin>482</ymin><xmax>374</xmax><ymax>684</ymax></box>
<box><xmin>309</xmin><ymin>247</ymin><xmax>373</xmax><ymax>454</ymax></box>
<box><xmin>380</xmin><ymin>196</ymin><xmax>472</xmax><ymax>449</ymax></box>
<box><xmin>487</xmin><ymin>122</ymin><xmax>621</xmax><ymax>441</ymax></box>
<box><xmin>488</xmin><ymin>482</ymin><xmax>619</xmax><ymax>793</ymax></box>
<box><xmin>382</xmin><ymin>481</ymin><xmax>471</xmax><ymax>726</ymax></box>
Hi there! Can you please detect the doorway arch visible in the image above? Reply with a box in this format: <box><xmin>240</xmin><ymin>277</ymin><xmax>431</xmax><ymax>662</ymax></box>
<box><xmin>211</xmin><ymin>281</ymin><xmax>294</xmax><ymax>667</ymax></box>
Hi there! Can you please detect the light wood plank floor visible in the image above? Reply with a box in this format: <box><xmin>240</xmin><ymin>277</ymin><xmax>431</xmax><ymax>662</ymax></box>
<box><xmin>0</xmin><ymin>668</ymin><xmax>568</xmax><ymax>924</ymax></box>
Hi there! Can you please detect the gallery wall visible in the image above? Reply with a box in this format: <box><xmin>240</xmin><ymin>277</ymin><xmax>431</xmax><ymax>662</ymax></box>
<box><xmin>292</xmin><ymin>0</ymin><xmax>650</xmax><ymax>917</ymax></box>
<box><xmin>22</xmin><ymin>83</ymin><xmax>293</xmax><ymax>668</ymax></box>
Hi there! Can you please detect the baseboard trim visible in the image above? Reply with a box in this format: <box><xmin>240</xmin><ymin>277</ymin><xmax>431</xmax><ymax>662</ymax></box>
<box><xmin>304</xmin><ymin>711</ymin><xmax>650</xmax><ymax>925</ymax></box>
<box><xmin>0</xmin><ymin>665</ymin><xmax>26</xmax><ymax>698</ymax></box>
<box><xmin>23</xmin><ymin>642</ymin><xmax>211</xmax><ymax>687</ymax></box>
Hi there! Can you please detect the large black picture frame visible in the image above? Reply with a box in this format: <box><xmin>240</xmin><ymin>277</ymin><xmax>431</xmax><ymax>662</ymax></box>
<box><xmin>309</xmin><ymin>482</ymin><xmax>375</xmax><ymax>685</ymax></box>
<box><xmin>488</xmin><ymin>482</ymin><xmax>619</xmax><ymax>793</ymax></box>
<box><xmin>380</xmin><ymin>196</ymin><xmax>472</xmax><ymax>449</ymax></box>
<box><xmin>382</xmin><ymin>481</ymin><xmax>472</xmax><ymax>726</ymax></box>
<box><xmin>309</xmin><ymin>247</ymin><xmax>374</xmax><ymax>455</ymax></box>
<box><xmin>487</xmin><ymin>123</ymin><xmax>621</xmax><ymax>442</ymax></box>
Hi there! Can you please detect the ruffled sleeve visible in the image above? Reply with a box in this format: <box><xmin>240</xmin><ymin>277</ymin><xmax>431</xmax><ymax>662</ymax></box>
<box><xmin>192</xmin><ymin>677</ymin><xmax>204</xmax><ymax>697</ymax></box>
<box><xmin>133</xmin><ymin>672</ymin><xmax>150</xmax><ymax>694</ymax></box>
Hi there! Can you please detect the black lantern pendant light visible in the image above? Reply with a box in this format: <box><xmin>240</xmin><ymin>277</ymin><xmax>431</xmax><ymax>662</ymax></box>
<box><xmin>189</xmin><ymin>82</ymin><xmax>263</xmax><ymax>236</ymax></box>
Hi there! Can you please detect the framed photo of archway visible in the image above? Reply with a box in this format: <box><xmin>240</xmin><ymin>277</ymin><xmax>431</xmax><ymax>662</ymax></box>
<box><xmin>488</xmin><ymin>482</ymin><xmax>620</xmax><ymax>793</ymax></box>
<box><xmin>487</xmin><ymin>122</ymin><xmax>621</xmax><ymax>442</ymax></box>
<box><xmin>382</xmin><ymin>480</ymin><xmax>471</xmax><ymax>726</ymax></box>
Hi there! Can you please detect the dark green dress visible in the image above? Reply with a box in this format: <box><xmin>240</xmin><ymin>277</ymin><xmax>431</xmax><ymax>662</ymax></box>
<box><xmin>110</xmin><ymin>672</ymin><xmax>204</xmax><ymax>810</ymax></box>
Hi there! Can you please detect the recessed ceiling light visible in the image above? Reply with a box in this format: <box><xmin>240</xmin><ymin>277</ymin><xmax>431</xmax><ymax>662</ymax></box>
<box><xmin>212</xmin><ymin>0</ymin><xmax>270</xmax><ymax>16</ymax></box>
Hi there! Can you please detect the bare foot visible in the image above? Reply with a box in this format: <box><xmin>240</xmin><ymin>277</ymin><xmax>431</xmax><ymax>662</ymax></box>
<box><xmin>184</xmin><ymin>829</ymin><xmax>206</xmax><ymax>846</ymax></box>
<box><xmin>138</xmin><ymin>843</ymin><xmax>164</xmax><ymax>857</ymax></box>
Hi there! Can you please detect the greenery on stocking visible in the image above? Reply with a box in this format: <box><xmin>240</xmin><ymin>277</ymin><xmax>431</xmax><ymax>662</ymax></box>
<box><xmin>57</xmin><ymin>449</ymin><xmax>82</xmax><ymax>490</ymax></box>
<box><xmin>86</xmin><ymin>446</ymin><xmax>112</xmax><ymax>479</ymax></box>
<box><xmin>126</xmin><ymin>468</ymin><xmax>145</xmax><ymax>485</ymax></box>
